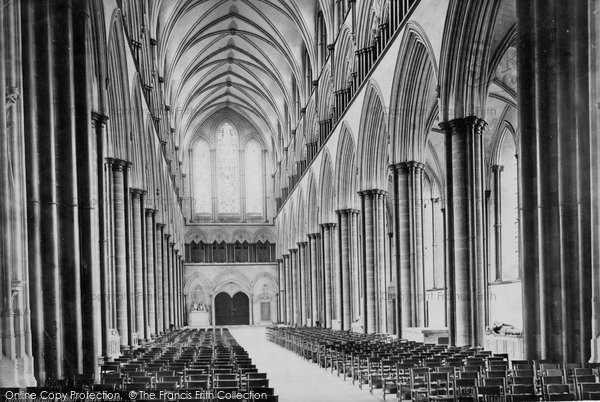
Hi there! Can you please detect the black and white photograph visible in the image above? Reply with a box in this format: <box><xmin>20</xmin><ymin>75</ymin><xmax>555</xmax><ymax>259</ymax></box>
<box><xmin>0</xmin><ymin>0</ymin><xmax>599</xmax><ymax>400</ymax></box>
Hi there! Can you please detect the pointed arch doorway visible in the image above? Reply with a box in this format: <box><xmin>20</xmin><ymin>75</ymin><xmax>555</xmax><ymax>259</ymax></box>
<box><xmin>215</xmin><ymin>292</ymin><xmax>250</xmax><ymax>325</ymax></box>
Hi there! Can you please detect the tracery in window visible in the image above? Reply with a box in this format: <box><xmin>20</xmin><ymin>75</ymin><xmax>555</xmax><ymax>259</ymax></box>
<box><xmin>246</xmin><ymin>140</ymin><xmax>263</xmax><ymax>215</ymax></box>
<box><xmin>193</xmin><ymin>140</ymin><xmax>211</xmax><ymax>215</ymax></box>
<box><xmin>216</xmin><ymin>122</ymin><xmax>240</xmax><ymax>214</ymax></box>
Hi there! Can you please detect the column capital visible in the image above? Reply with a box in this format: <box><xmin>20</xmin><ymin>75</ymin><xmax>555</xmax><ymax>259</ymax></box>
<box><xmin>439</xmin><ymin>116</ymin><xmax>487</xmax><ymax>135</ymax></box>
<box><xmin>145</xmin><ymin>208</ymin><xmax>158</xmax><ymax>216</ymax></box>
<box><xmin>170</xmin><ymin>242</ymin><xmax>176</xmax><ymax>248</ymax></box>
<box><xmin>156</xmin><ymin>223</ymin><xmax>166</xmax><ymax>229</ymax></box>
<box><xmin>131</xmin><ymin>188</ymin><xmax>146</xmax><ymax>198</ymax></box>
<box><xmin>335</xmin><ymin>208</ymin><xmax>360</xmax><ymax>216</ymax></box>
<box><xmin>320</xmin><ymin>222</ymin><xmax>337</xmax><ymax>229</ymax></box>
<box><xmin>289</xmin><ymin>248</ymin><xmax>298</xmax><ymax>254</ymax></box>
<box><xmin>297</xmin><ymin>241</ymin><xmax>308</xmax><ymax>247</ymax></box>
<box><xmin>108</xmin><ymin>158</ymin><xmax>130</xmax><ymax>171</ymax></box>
<box><xmin>327</xmin><ymin>43</ymin><xmax>335</xmax><ymax>52</ymax></box>
<box><xmin>491</xmin><ymin>164</ymin><xmax>505</xmax><ymax>173</ymax></box>
<box><xmin>307</xmin><ymin>232</ymin><xmax>321</xmax><ymax>239</ymax></box>
<box><xmin>358</xmin><ymin>189</ymin><xmax>387</xmax><ymax>198</ymax></box>
<box><xmin>282</xmin><ymin>253</ymin><xmax>290</xmax><ymax>259</ymax></box>
<box><xmin>405</xmin><ymin>161</ymin><xmax>425</xmax><ymax>171</ymax></box>
<box><xmin>164</xmin><ymin>233</ymin><xmax>172</xmax><ymax>239</ymax></box>
<box><xmin>277</xmin><ymin>258</ymin><xmax>284</xmax><ymax>263</ymax></box>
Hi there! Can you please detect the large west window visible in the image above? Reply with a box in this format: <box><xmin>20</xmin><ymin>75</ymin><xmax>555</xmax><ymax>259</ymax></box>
<box><xmin>245</xmin><ymin>140</ymin><xmax>263</xmax><ymax>215</ymax></box>
<box><xmin>192</xmin><ymin>140</ymin><xmax>211</xmax><ymax>214</ymax></box>
<box><xmin>217</xmin><ymin>123</ymin><xmax>240</xmax><ymax>214</ymax></box>
<box><xmin>191</xmin><ymin>121</ymin><xmax>266</xmax><ymax>221</ymax></box>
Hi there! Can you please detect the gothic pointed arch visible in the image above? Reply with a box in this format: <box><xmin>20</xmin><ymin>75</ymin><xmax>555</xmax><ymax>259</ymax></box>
<box><xmin>107</xmin><ymin>9</ymin><xmax>132</xmax><ymax>160</ymax></box>
<box><xmin>357</xmin><ymin>81</ymin><xmax>388</xmax><ymax>191</ymax></box>
<box><xmin>439</xmin><ymin>0</ymin><xmax>502</xmax><ymax>121</ymax></box>
<box><xmin>318</xmin><ymin>151</ymin><xmax>335</xmax><ymax>223</ymax></box>
<box><xmin>335</xmin><ymin>123</ymin><xmax>358</xmax><ymax>209</ymax></box>
<box><xmin>389</xmin><ymin>22</ymin><xmax>438</xmax><ymax>163</ymax></box>
<box><xmin>306</xmin><ymin>169</ymin><xmax>319</xmax><ymax>234</ymax></box>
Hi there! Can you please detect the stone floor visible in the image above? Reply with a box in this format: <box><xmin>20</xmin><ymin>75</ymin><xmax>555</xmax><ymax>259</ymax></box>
<box><xmin>229</xmin><ymin>326</ymin><xmax>387</xmax><ymax>402</ymax></box>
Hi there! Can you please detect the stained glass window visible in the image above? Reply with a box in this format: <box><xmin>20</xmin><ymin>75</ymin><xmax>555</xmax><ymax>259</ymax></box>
<box><xmin>193</xmin><ymin>140</ymin><xmax>211</xmax><ymax>214</ymax></box>
<box><xmin>216</xmin><ymin>123</ymin><xmax>239</xmax><ymax>213</ymax></box>
<box><xmin>245</xmin><ymin>140</ymin><xmax>263</xmax><ymax>214</ymax></box>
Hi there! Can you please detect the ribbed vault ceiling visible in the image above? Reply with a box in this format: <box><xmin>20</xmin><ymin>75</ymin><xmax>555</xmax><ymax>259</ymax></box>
<box><xmin>155</xmin><ymin>0</ymin><xmax>319</xmax><ymax>161</ymax></box>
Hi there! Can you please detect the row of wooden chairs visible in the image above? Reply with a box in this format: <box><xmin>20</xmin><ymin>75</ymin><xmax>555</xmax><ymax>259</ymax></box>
<box><xmin>267</xmin><ymin>326</ymin><xmax>600</xmax><ymax>401</ymax></box>
<box><xmin>98</xmin><ymin>328</ymin><xmax>278</xmax><ymax>402</ymax></box>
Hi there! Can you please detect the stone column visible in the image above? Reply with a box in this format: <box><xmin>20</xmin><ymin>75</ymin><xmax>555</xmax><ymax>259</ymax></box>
<box><xmin>180</xmin><ymin>257</ymin><xmax>184</xmax><ymax>326</ymax></box>
<box><xmin>376</xmin><ymin>191</ymin><xmax>388</xmax><ymax>333</ymax></box>
<box><xmin>167</xmin><ymin>238</ymin><xmax>174</xmax><ymax>329</ymax></box>
<box><xmin>517</xmin><ymin>0</ymin><xmax>594</xmax><ymax>362</ymax></box>
<box><xmin>1</xmin><ymin>0</ymin><xmax>35</xmax><ymax>386</ymax></box>
<box><xmin>145</xmin><ymin>209</ymin><xmax>156</xmax><ymax>337</ymax></box>
<box><xmin>112</xmin><ymin>159</ymin><xmax>129</xmax><ymax>349</ymax></box>
<box><xmin>336</xmin><ymin>210</ymin><xmax>348</xmax><ymax>330</ymax></box>
<box><xmin>177</xmin><ymin>251</ymin><xmax>182</xmax><ymax>328</ymax></box>
<box><xmin>155</xmin><ymin>223</ymin><xmax>165</xmax><ymax>333</ymax></box>
<box><xmin>330</xmin><ymin>223</ymin><xmax>340</xmax><ymax>325</ymax></box>
<box><xmin>350</xmin><ymin>211</ymin><xmax>361</xmax><ymax>323</ymax></box>
<box><xmin>289</xmin><ymin>248</ymin><xmax>298</xmax><ymax>325</ymax></box>
<box><xmin>179</xmin><ymin>256</ymin><xmax>184</xmax><ymax>326</ymax></box>
<box><xmin>298</xmin><ymin>242</ymin><xmax>308</xmax><ymax>325</ymax></box>
<box><xmin>131</xmin><ymin>189</ymin><xmax>145</xmax><ymax>345</ymax></box>
<box><xmin>321</xmin><ymin>224</ymin><xmax>333</xmax><ymax>328</ymax></box>
<box><xmin>308</xmin><ymin>233</ymin><xmax>321</xmax><ymax>326</ymax></box>
<box><xmin>250</xmin><ymin>293</ymin><xmax>254</xmax><ymax>325</ymax></box>
<box><xmin>392</xmin><ymin>162</ymin><xmax>426</xmax><ymax>332</ymax></box>
<box><xmin>439</xmin><ymin>117</ymin><xmax>487</xmax><ymax>347</ymax></box>
<box><xmin>359</xmin><ymin>190</ymin><xmax>386</xmax><ymax>333</ymax></box>
<box><xmin>491</xmin><ymin>165</ymin><xmax>503</xmax><ymax>281</ymax></box>
<box><xmin>337</xmin><ymin>209</ymin><xmax>359</xmax><ymax>330</ymax></box>
<box><xmin>283</xmin><ymin>254</ymin><xmax>291</xmax><ymax>324</ymax></box>
<box><xmin>179</xmin><ymin>254</ymin><xmax>184</xmax><ymax>327</ymax></box>
<box><xmin>176</xmin><ymin>251</ymin><xmax>182</xmax><ymax>328</ymax></box>
<box><xmin>277</xmin><ymin>258</ymin><xmax>284</xmax><ymax>323</ymax></box>
<box><xmin>171</xmin><ymin>247</ymin><xmax>178</xmax><ymax>328</ymax></box>
<box><xmin>175</xmin><ymin>251</ymin><xmax>179</xmax><ymax>328</ymax></box>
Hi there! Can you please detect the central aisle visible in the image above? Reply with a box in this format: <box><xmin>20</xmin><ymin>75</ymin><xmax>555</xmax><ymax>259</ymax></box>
<box><xmin>229</xmin><ymin>326</ymin><xmax>387</xmax><ymax>402</ymax></box>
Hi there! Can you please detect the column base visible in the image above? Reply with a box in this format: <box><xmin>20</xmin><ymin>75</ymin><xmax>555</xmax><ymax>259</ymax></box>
<box><xmin>590</xmin><ymin>335</ymin><xmax>600</xmax><ymax>363</ymax></box>
<box><xmin>18</xmin><ymin>356</ymin><xmax>36</xmax><ymax>387</ymax></box>
<box><xmin>0</xmin><ymin>356</ymin><xmax>36</xmax><ymax>387</ymax></box>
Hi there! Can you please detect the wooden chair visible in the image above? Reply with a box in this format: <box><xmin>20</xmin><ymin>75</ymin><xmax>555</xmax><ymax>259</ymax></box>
<box><xmin>483</xmin><ymin>377</ymin><xmax>506</xmax><ymax>388</ymax></box>
<box><xmin>507</xmin><ymin>384</ymin><xmax>538</xmax><ymax>402</ymax></box>
<box><xmin>476</xmin><ymin>385</ymin><xmax>506</xmax><ymax>402</ymax></box>
<box><xmin>454</xmin><ymin>378</ymin><xmax>478</xmax><ymax>402</ymax></box>
<box><xmin>427</xmin><ymin>372</ymin><xmax>453</xmax><ymax>401</ymax></box>
<box><xmin>184</xmin><ymin>380</ymin><xmax>209</xmax><ymax>390</ymax></box>
<box><xmin>544</xmin><ymin>384</ymin><xmax>576</xmax><ymax>401</ymax></box>
<box><xmin>410</xmin><ymin>368</ymin><xmax>432</xmax><ymax>402</ymax></box>
<box><xmin>580</xmin><ymin>382</ymin><xmax>600</xmax><ymax>400</ymax></box>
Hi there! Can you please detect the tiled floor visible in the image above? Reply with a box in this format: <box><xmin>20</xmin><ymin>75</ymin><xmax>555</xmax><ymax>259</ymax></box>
<box><xmin>229</xmin><ymin>326</ymin><xmax>387</xmax><ymax>402</ymax></box>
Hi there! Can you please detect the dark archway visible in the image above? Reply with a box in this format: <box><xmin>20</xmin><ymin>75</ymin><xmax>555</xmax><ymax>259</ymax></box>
<box><xmin>215</xmin><ymin>292</ymin><xmax>250</xmax><ymax>325</ymax></box>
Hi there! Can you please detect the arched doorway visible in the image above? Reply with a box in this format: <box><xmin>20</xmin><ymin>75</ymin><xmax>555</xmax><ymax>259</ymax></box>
<box><xmin>215</xmin><ymin>292</ymin><xmax>250</xmax><ymax>325</ymax></box>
